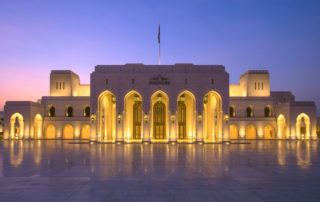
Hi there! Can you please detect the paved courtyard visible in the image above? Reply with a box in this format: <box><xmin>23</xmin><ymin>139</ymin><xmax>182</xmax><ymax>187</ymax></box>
<box><xmin>0</xmin><ymin>140</ymin><xmax>319</xmax><ymax>201</ymax></box>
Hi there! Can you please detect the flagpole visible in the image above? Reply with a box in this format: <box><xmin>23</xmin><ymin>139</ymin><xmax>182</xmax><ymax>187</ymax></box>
<box><xmin>159</xmin><ymin>41</ymin><xmax>161</xmax><ymax>65</ymax></box>
<box><xmin>158</xmin><ymin>24</ymin><xmax>161</xmax><ymax>65</ymax></box>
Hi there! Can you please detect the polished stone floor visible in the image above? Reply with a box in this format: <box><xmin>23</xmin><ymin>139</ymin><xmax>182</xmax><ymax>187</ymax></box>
<box><xmin>0</xmin><ymin>140</ymin><xmax>319</xmax><ymax>201</ymax></box>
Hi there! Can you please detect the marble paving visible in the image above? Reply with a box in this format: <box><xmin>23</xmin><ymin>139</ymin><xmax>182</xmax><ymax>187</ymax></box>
<box><xmin>0</xmin><ymin>140</ymin><xmax>319</xmax><ymax>201</ymax></box>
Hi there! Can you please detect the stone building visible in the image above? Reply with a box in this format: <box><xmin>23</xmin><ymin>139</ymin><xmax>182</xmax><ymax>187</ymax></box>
<box><xmin>3</xmin><ymin>64</ymin><xmax>318</xmax><ymax>142</ymax></box>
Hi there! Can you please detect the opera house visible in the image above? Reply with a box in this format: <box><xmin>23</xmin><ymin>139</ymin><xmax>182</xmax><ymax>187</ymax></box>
<box><xmin>3</xmin><ymin>64</ymin><xmax>318</xmax><ymax>142</ymax></box>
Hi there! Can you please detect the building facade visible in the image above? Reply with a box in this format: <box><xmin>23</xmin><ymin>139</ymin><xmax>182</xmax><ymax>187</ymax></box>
<box><xmin>3</xmin><ymin>64</ymin><xmax>318</xmax><ymax>142</ymax></box>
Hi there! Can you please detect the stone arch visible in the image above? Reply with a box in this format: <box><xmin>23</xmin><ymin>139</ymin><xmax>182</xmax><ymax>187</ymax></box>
<box><xmin>124</xmin><ymin>90</ymin><xmax>143</xmax><ymax>141</ymax></box>
<box><xmin>66</xmin><ymin>105</ymin><xmax>73</xmax><ymax>117</ymax></box>
<box><xmin>264</xmin><ymin>105</ymin><xmax>272</xmax><ymax>117</ymax></box>
<box><xmin>10</xmin><ymin>113</ymin><xmax>24</xmax><ymax>139</ymax></box>
<box><xmin>33</xmin><ymin>114</ymin><xmax>43</xmax><ymax>138</ymax></box>
<box><xmin>203</xmin><ymin>91</ymin><xmax>223</xmax><ymax>142</ymax></box>
<box><xmin>97</xmin><ymin>90</ymin><xmax>116</xmax><ymax>142</ymax></box>
<box><xmin>63</xmin><ymin>124</ymin><xmax>74</xmax><ymax>139</ymax></box>
<box><xmin>45</xmin><ymin>124</ymin><xmax>56</xmax><ymax>139</ymax></box>
<box><xmin>48</xmin><ymin>105</ymin><xmax>55</xmax><ymax>117</ymax></box>
<box><xmin>263</xmin><ymin>124</ymin><xmax>274</xmax><ymax>139</ymax></box>
<box><xmin>296</xmin><ymin>113</ymin><xmax>311</xmax><ymax>140</ymax></box>
<box><xmin>246</xmin><ymin>124</ymin><xmax>257</xmax><ymax>139</ymax></box>
<box><xmin>177</xmin><ymin>90</ymin><xmax>196</xmax><ymax>141</ymax></box>
<box><xmin>83</xmin><ymin>105</ymin><xmax>90</xmax><ymax>117</ymax></box>
<box><xmin>246</xmin><ymin>105</ymin><xmax>254</xmax><ymax>117</ymax></box>
<box><xmin>277</xmin><ymin>114</ymin><xmax>287</xmax><ymax>139</ymax></box>
<box><xmin>229</xmin><ymin>105</ymin><xmax>236</xmax><ymax>117</ymax></box>
<box><xmin>81</xmin><ymin>124</ymin><xmax>90</xmax><ymax>139</ymax></box>
<box><xmin>151</xmin><ymin>90</ymin><xmax>169</xmax><ymax>141</ymax></box>
<box><xmin>229</xmin><ymin>124</ymin><xmax>239</xmax><ymax>139</ymax></box>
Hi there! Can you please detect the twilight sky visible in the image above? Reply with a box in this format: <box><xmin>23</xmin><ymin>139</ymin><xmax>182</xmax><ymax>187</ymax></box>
<box><xmin>0</xmin><ymin>0</ymin><xmax>320</xmax><ymax>115</ymax></box>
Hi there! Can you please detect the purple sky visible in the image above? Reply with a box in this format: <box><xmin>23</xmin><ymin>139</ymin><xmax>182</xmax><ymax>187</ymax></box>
<box><xmin>0</xmin><ymin>0</ymin><xmax>320</xmax><ymax>115</ymax></box>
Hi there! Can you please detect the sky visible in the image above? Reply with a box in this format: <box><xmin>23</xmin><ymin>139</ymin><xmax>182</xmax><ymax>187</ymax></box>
<box><xmin>0</xmin><ymin>0</ymin><xmax>320</xmax><ymax>115</ymax></box>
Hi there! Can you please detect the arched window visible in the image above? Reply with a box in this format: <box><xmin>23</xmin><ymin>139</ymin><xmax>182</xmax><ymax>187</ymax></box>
<box><xmin>246</xmin><ymin>106</ymin><xmax>253</xmax><ymax>117</ymax></box>
<box><xmin>264</xmin><ymin>106</ymin><xmax>271</xmax><ymax>117</ymax></box>
<box><xmin>84</xmin><ymin>106</ymin><xmax>90</xmax><ymax>117</ymax></box>
<box><xmin>49</xmin><ymin>106</ymin><xmax>55</xmax><ymax>117</ymax></box>
<box><xmin>66</xmin><ymin>106</ymin><xmax>73</xmax><ymax>117</ymax></box>
<box><xmin>229</xmin><ymin>106</ymin><xmax>235</xmax><ymax>117</ymax></box>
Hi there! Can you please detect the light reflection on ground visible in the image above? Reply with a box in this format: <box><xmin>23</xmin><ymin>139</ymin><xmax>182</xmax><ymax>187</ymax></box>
<box><xmin>0</xmin><ymin>140</ymin><xmax>319</xmax><ymax>201</ymax></box>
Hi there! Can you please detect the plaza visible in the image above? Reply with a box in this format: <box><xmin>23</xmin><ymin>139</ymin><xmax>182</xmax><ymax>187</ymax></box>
<box><xmin>0</xmin><ymin>140</ymin><xmax>319</xmax><ymax>201</ymax></box>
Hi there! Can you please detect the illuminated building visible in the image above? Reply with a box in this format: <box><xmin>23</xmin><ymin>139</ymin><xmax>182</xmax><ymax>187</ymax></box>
<box><xmin>3</xmin><ymin>64</ymin><xmax>318</xmax><ymax>141</ymax></box>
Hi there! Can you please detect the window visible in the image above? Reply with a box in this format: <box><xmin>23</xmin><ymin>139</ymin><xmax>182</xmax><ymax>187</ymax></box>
<box><xmin>246</xmin><ymin>106</ymin><xmax>253</xmax><ymax>117</ymax></box>
<box><xmin>84</xmin><ymin>106</ymin><xmax>90</xmax><ymax>117</ymax></box>
<box><xmin>49</xmin><ymin>106</ymin><xmax>55</xmax><ymax>117</ymax></box>
<box><xmin>229</xmin><ymin>106</ymin><xmax>235</xmax><ymax>117</ymax></box>
<box><xmin>264</xmin><ymin>106</ymin><xmax>271</xmax><ymax>117</ymax></box>
<box><xmin>66</xmin><ymin>106</ymin><xmax>73</xmax><ymax>117</ymax></box>
<box><xmin>63</xmin><ymin>82</ymin><xmax>65</xmax><ymax>89</ymax></box>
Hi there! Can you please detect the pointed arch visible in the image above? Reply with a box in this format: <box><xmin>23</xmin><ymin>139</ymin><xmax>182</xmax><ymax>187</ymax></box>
<box><xmin>296</xmin><ymin>113</ymin><xmax>311</xmax><ymax>140</ymax></box>
<box><xmin>97</xmin><ymin>90</ymin><xmax>117</xmax><ymax>142</ymax></box>
<box><xmin>229</xmin><ymin>124</ymin><xmax>239</xmax><ymax>139</ymax></box>
<box><xmin>81</xmin><ymin>124</ymin><xmax>90</xmax><ymax>139</ymax></box>
<box><xmin>177</xmin><ymin>90</ymin><xmax>196</xmax><ymax>141</ymax></box>
<box><xmin>263</xmin><ymin>125</ymin><xmax>274</xmax><ymax>139</ymax></box>
<box><xmin>10</xmin><ymin>113</ymin><xmax>24</xmax><ymax>139</ymax></box>
<box><xmin>63</xmin><ymin>124</ymin><xmax>74</xmax><ymax>139</ymax></box>
<box><xmin>45</xmin><ymin>124</ymin><xmax>56</xmax><ymax>139</ymax></box>
<box><xmin>124</xmin><ymin>90</ymin><xmax>143</xmax><ymax>141</ymax></box>
<box><xmin>203</xmin><ymin>91</ymin><xmax>222</xmax><ymax>142</ymax></box>
<box><xmin>33</xmin><ymin>114</ymin><xmax>43</xmax><ymax>138</ymax></box>
<box><xmin>246</xmin><ymin>124</ymin><xmax>256</xmax><ymax>139</ymax></box>
<box><xmin>151</xmin><ymin>90</ymin><xmax>169</xmax><ymax>141</ymax></box>
<box><xmin>277</xmin><ymin>114</ymin><xmax>287</xmax><ymax>139</ymax></box>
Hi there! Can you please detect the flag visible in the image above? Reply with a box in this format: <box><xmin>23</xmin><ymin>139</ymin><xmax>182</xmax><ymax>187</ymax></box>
<box><xmin>158</xmin><ymin>24</ymin><xmax>160</xmax><ymax>44</ymax></box>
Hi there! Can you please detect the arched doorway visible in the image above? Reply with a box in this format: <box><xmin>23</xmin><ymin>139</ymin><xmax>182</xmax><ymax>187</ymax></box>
<box><xmin>296</xmin><ymin>113</ymin><xmax>311</xmax><ymax>140</ymax></box>
<box><xmin>263</xmin><ymin>125</ymin><xmax>274</xmax><ymax>139</ymax></box>
<box><xmin>151</xmin><ymin>91</ymin><xmax>169</xmax><ymax>141</ymax></box>
<box><xmin>229</xmin><ymin>125</ymin><xmax>238</xmax><ymax>139</ymax></box>
<box><xmin>63</xmin><ymin>124</ymin><xmax>74</xmax><ymax>139</ymax></box>
<box><xmin>10</xmin><ymin>113</ymin><xmax>24</xmax><ymax>139</ymax></box>
<box><xmin>98</xmin><ymin>90</ymin><xmax>116</xmax><ymax>142</ymax></box>
<box><xmin>33</xmin><ymin>114</ymin><xmax>43</xmax><ymax>138</ymax></box>
<box><xmin>45</xmin><ymin>124</ymin><xmax>56</xmax><ymax>139</ymax></box>
<box><xmin>277</xmin><ymin>114</ymin><xmax>287</xmax><ymax>139</ymax></box>
<box><xmin>124</xmin><ymin>91</ymin><xmax>142</xmax><ymax>141</ymax></box>
<box><xmin>177</xmin><ymin>91</ymin><xmax>195</xmax><ymax>141</ymax></box>
<box><xmin>81</xmin><ymin>124</ymin><xmax>90</xmax><ymax>139</ymax></box>
<box><xmin>203</xmin><ymin>91</ymin><xmax>222</xmax><ymax>142</ymax></box>
<box><xmin>246</xmin><ymin>125</ymin><xmax>256</xmax><ymax>139</ymax></box>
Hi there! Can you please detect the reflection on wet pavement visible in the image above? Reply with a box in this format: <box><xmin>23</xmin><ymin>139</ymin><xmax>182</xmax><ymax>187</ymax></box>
<box><xmin>0</xmin><ymin>140</ymin><xmax>319</xmax><ymax>201</ymax></box>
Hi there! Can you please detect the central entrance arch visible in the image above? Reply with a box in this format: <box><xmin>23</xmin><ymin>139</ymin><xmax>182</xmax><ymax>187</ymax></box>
<box><xmin>177</xmin><ymin>91</ymin><xmax>196</xmax><ymax>141</ymax></box>
<box><xmin>151</xmin><ymin>91</ymin><xmax>169</xmax><ymax>141</ymax></box>
<box><xmin>203</xmin><ymin>91</ymin><xmax>222</xmax><ymax>142</ymax></box>
<box><xmin>124</xmin><ymin>91</ymin><xmax>143</xmax><ymax>141</ymax></box>
<box><xmin>97</xmin><ymin>90</ymin><xmax>116</xmax><ymax>142</ymax></box>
